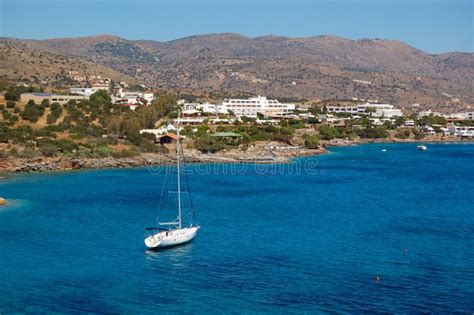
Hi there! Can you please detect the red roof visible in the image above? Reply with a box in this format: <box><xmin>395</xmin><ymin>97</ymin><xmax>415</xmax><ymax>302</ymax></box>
<box><xmin>157</xmin><ymin>133</ymin><xmax>178</xmax><ymax>140</ymax></box>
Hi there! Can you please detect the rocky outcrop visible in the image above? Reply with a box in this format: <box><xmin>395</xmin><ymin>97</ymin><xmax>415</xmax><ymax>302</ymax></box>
<box><xmin>8</xmin><ymin>155</ymin><xmax>173</xmax><ymax>173</ymax></box>
<box><xmin>0</xmin><ymin>146</ymin><xmax>329</xmax><ymax>174</ymax></box>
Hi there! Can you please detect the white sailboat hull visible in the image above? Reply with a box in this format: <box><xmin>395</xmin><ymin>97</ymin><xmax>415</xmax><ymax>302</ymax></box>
<box><xmin>145</xmin><ymin>226</ymin><xmax>200</xmax><ymax>249</ymax></box>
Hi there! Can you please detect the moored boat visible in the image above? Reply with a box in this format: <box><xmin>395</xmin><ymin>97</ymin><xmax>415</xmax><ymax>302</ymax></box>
<box><xmin>144</xmin><ymin>112</ymin><xmax>200</xmax><ymax>249</ymax></box>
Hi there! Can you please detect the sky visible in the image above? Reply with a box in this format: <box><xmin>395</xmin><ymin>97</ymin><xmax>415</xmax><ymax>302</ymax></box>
<box><xmin>0</xmin><ymin>0</ymin><xmax>472</xmax><ymax>53</ymax></box>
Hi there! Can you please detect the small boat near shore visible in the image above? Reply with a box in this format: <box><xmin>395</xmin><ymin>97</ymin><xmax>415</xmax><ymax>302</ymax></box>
<box><xmin>417</xmin><ymin>145</ymin><xmax>428</xmax><ymax>151</ymax></box>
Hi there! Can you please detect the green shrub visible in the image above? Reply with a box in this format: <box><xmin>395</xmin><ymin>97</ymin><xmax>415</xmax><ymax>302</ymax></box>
<box><xmin>46</xmin><ymin>102</ymin><xmax>63</xmax><ymax>124</ymax></box>
<box><xmin>19</xmin><ymin>148</ymin><xmax>42</xmax><ymax>159</ymax></box>
<box><xmin>395</xmin><ymin>130</ymin><xmax>411</xmax><ymax>139</ymax></box>
<box><xmin>112</xmin><ymin>148</ymin><xmax>139</xmax><ymax>158</ymax></box>
<box><xmin>138</xmin><ymin>138</ymin><xmax>160</xmax><ymax>153</ymax></box>
<box><xmin>304</xmin><ymin>134</ymin><xmax>320</xmax><ymax>149</ymax></box>
<box><xmin>9</xmin><ymin>147</ymin><xmax>19</xmax><ymax>157</ymax></box>
<box><xmin>21</xmin><ymin>100</ymin><xmax>45</xmax><ymax>123</ymax></box>
<box><xmin>413</xmin><ymin>129</ymin><xmax>425</xmax><ymax>140</ymax></box>
<box><xmin>93</xmin><ymin>145</ymin><xmax>112</xmax><ymax>158</ymax></box>
<box><xmin>194</xmin><ymin>135</ymin><xmax>224</xmax><ymax>153</ymax></box>
<box><xmin>319</xmin><ymin>125</ymin><xmax>341</xmax><ymax>140</ymax></box>
<box><xmin>357</xmin><ymin>127</ymin><xmax>389</xmax><ymax>139</ymax></box>
<box><xmin>39</xmin><ymin>143</ymin><xmax>58</xmax><ymax>157</ymax></box>
<box><xmin>4</xmin><ymin>88</ymin><xmax>21</xmax><ymax>101</ymax></box>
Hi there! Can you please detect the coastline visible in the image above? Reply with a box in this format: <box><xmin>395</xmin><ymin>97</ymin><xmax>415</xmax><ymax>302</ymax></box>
<box><xmin>1</xmin><ymin>138</ymin><xmax>473</xmax><ymax>176</ymax></box>
<box><xmin>0</xmin><ymin>146</ymin><xmax>329</xmax><ymax>175</ymax></box>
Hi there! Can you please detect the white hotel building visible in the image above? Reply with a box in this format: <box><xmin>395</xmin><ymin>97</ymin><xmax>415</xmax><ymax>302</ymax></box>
<box><xmin>327</xmin><ymin>102</ymin><xmax>403</xmax><ymax>118</ymax></box>
<box><xmin>222</xmin><ymin>96</ymin><xmax>295</xmax><ymax>118</ymax></box>
<box><xmin>183</xmin><ymin>96</ymin><xmax>296</xmax><ymax>118</ymax></box>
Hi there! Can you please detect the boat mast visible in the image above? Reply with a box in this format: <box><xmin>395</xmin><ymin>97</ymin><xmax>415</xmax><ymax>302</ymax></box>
<box><xmin>176</xmin><ymin>110</ymin><xmax>182</xmax><ymax>229</ymax></box>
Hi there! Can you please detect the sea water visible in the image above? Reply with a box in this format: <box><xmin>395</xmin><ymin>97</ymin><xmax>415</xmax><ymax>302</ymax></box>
<box><xmin>0</xmin><ymin>143</ymin><xmax>473</xmax><ymax>313</ymax></box>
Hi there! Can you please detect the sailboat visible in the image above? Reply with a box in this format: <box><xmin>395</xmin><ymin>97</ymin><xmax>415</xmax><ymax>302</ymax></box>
<box><xmin>144</xmin><ymin>117</ymin><xmax>200</xmax><ymax>249</ymax></box>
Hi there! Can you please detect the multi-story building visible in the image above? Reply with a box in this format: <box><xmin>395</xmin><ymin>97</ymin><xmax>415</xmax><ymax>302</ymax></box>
<box><xmin>417</xmin><ymin>110</ymin><xmax>442</xmax><ymax>118</ymax></box>
<box><xmin>447</xmin><ymin>125</ymin><xmax>474</xmax><ymax>137</ymax></box>
<box><xmin>404</xmin><ymin>120</ymin><xmax>416</xmax><ymax>127</ymax></box>
<box><xmin>327</xmin><ymin>102</ymin><xmax>403</xmax><ymax>118</ymax></box>
<box><xmin>445</xmin><ymin>112</ymin><xmax>474</xmax><ymax>120</ymax></box>
<box><xmin>21</xmin><ymin>93</ymin><xmax>88</xmax><ymax>105</ymax></box>
<box><xmin>221</xmin><ymin>95</ymin><xmax>295</xmax><ymax>118</ymax></box>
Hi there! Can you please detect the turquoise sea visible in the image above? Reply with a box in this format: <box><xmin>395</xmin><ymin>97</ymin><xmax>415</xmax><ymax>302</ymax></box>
<box><xmin>0</xmin><ymin>143</ymin><xmax>473</xmax><ymax>313</ymax></box>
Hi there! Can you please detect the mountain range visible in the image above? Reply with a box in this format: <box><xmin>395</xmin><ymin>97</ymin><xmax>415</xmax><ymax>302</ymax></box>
<box><xmin>1</xmin><ymin>33</ymin><xmax>473</xmax><ymax>111</ymax></box>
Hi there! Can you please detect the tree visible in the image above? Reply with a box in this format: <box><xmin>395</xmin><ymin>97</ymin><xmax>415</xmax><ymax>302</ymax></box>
<box><xmin>395</xmin><ymin>116</ymin><xmax>406</xmax><ymax>127</ymax></box>
<box><xmin>90</xmin><ymin>90</ymin><xmax>111</xmax><ymax>105</ymax></box>
<box><xmin>417</xmin><ymin>115</ymin><xmax>447</xmax><ymax>126</ymax></box>
<box><xmin>4</xmin><ymin>88</ymin><xmax>21</xmax><ymax>101</ymax></box>
<box><xmin>39</xmin><ymin>143</ymin><xmax>58</xmax><ymax>157</ymax></box>
<box><xmin>136</xmin><ymin>106</ymin><xmax>161</xmax><ymax>129</ymax></box>
<box><xmin>304</xmin><ymin>134</ymin><xmax>320</xmax><ymax>149</ymax></box>
<box><xmin>319</xmin><ymin>125</ymin><xmax>341</xmax><ymax>140</ymax></box>
<box><xmin>395</xmin><ymin>130</ymin><xmax>411</xmax><ymax>139</ymax></box>
<box><xmin>357</xmin><ymin>127</ymin><xmax>389</xmax><ymax>139</ymax></box>
<box><xmin>412</xmin><ymin>128</ymin><xmax>425</xmax><ymax>140</ymax></box>
<box><xmin>121</xmin><ymin>115</ymin><xmax>142</xmax><ymax>144</ymax></box>
<box><xmin>106</xmin><ymin>116</ymin><xmax>123</xmax><ymax>136</ymax></box>
<box><xmin>151</xmin><ymin>93</ymin><xmax>177</xmax><ymax>118</ymax></box>
<box><xmin>21</xmin><ymin>100</ymin><xmax>45</xmax><ymax>123</ymax></box>
<box><xmin>46</xmin><ymin>102</ymin><xmax>63</xmax><ymax>124</ymax></box>
<box><xmin>178</xmin><ymin>93</ymin><xmax>197</xmax><ymax>102</ymax></box>
<box><xmin>193</xmin><ymin>135</ymin><xmax>224</xmax><ymax>153</ymax></box>
<box><xmin>365</xmin><ymin>107</ymin><xmax>376</xmax><ymax>114</ymax></box>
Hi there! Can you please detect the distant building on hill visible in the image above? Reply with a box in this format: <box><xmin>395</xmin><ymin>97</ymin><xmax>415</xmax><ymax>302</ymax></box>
<box><xmin>21</xmin><ymin>93</ymin><xmax>88</xmax><ymax>105</ymax></box>
<box><xmin>327</xmin><ymin>102</ymin><xmax>402</xmax><ymax>118</ymax></box>
<box><xmin>70</xmin><ymin>87</ymin><xmax>98</xmax><ymax>97</ymax></box>
<box><xmin>417</xmin><ymin>110</ymin><xmax>442</xmax><ymax>118</ymax></box>
<box><xmin>444</xmin><ymin>112</ymin><xmax>474</xmax><ymax>120</ymax></box>
<box><xmin>112</xmin><ymin>89</ymin><xmax>155</xmax><ymax>106</ymax></box>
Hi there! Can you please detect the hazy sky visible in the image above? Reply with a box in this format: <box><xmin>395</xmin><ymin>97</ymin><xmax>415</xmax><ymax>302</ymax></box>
<box><xmin>0</xmin><ymin>0</ymin><xmax>472</xmax><ymax>53</ymax></box>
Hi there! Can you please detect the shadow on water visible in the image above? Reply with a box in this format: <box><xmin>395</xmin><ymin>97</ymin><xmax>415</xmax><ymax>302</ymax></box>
<box><xmin>144</xmin><ymin>241</ymin><xmax>196</xmax><ymax>260</ymax></box>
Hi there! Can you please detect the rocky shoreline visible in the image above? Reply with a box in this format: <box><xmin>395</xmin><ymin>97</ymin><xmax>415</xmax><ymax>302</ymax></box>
<box><xmin>1</xmin><ymin>138</ymin><xmax>471</xmax><ymax>175</ymax></box>
<box><xmin>0</xmin><ymin>147</ymin><xmax>329</xmax><ymax>174</ymax></box>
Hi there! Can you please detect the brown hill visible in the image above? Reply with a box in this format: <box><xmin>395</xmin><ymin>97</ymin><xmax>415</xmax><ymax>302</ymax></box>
<box><xmin>2</xmin><ymin>33</ymin><xmax>473</xmax><ymax>111</ymax></box>
<box><xmin>0</xmin><ymin>37</ymin><xmax>136</xmax><ymax>88</ymax></box>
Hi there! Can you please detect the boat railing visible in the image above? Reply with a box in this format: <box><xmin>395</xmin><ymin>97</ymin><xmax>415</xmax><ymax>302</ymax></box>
<box><xmin>145</xmin><ymin>227</ymin><xmax>169</xmax><ymax>236</ymax></box>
